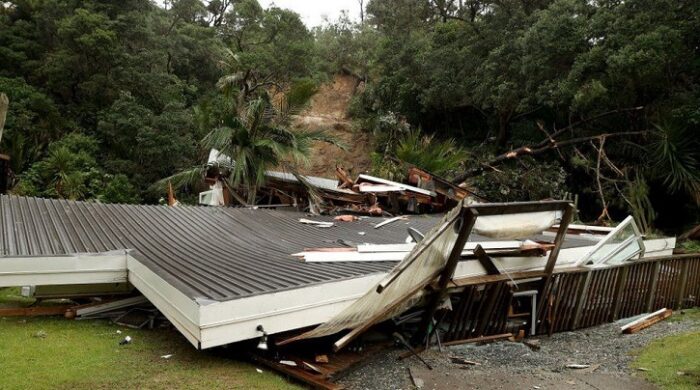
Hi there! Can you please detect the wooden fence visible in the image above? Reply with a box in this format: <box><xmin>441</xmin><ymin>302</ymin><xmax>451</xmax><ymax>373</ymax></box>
<box><xmin>442</xmin><ymin>254</ymin><xmax>700</xmax><ymax>342</ymax></box>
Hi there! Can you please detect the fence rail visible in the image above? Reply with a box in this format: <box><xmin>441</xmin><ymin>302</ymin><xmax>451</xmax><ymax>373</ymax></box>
<box><xmin>538</xmin><ymin>254</ymin><xmax>700</xmax><ymax>334</ymax></box>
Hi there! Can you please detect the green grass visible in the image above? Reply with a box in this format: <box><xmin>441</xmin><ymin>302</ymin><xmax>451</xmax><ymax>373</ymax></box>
<box><xmin>0</xmin><ymin>289</ymin><xmax>302</xmax><ymax>390</ymax></box>
<box><xmin>0</xmin><ymin>287</ymin><xmax>37</xmax><ymax>307</ymax></box>
<box><xmin>667</xmin><ymin>308</ymin><xmax>700</xmax><ymax>323</ymax></box>
<box><xmin>632</xmin><ymin>311</ymin><xmax>700</xmax><ymax>389</ymax></box>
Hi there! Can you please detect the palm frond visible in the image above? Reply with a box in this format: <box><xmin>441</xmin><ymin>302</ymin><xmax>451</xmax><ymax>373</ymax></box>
<box><xmin>294</xmin><ymin>129</ymin><xmax>348</xmax><ymax>150</ymax></box>
<box><xmin>395</xmin><ymin>128</ymin><xmax>467</xmax><ymax>177</ymax></box>
<box><xmin>202</xmin><ymin>126</ymin><xmax>237</xmax><ymax>150</ymax></box>
<box><xmin>150</xmin><ymin>165</ymin><xmax>209</xmax><ymax>193</ymax></box>
<box><xmin>650</xmin><ymin>123</ymin><xmax>700</xmax><ymax>198</ymax></box>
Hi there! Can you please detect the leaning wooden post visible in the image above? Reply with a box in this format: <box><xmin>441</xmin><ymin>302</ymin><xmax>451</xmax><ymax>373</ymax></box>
<box><xmin>536</xmin><ymin>203</ymin><xmax>575</xmax><ymax>325</ymax></box>
<box><xmin>675</xmin><ymin>259</ymin><xmax>691</xmax><ymax>310</ymax></box>
<box><xmin>415</xmin><ymin>207</ymin><xmax>478</xmax><ymax>345</ymax></box>
<box><xmin>646</xmin><ymin>261</ymin><xmax>662</xmax><ymax>312</ymax></box>
<box><xmin>572</xmin><ymin>270</ymin><xmax>593</xmax><ymax>329</ymax></box>
<box><xmin>611</xmin><ymin>265</ymin><xmax>629</xmax><ymax>321</ymax></box>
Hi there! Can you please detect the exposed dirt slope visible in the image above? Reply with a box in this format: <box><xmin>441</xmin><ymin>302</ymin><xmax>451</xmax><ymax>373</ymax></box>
<box><xmin>292</xmin><ymin>74</ymin><xmax>372</xmax><ymax>178</ymax></box>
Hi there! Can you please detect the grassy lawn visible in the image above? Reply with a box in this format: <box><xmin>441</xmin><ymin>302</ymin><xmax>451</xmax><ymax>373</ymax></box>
<box><xmin>0</xmin><ymin>288</ymin><xmax>302</xmax><ymax>390</ymax></box>
<box><xmin>632</xmin><ymin>309</ymin><xmax>700</xmax><ymax>390</ymax></box>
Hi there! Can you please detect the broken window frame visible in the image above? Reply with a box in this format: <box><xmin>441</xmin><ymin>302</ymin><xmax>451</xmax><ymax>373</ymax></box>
<box><xmin>574</xmin><ymin>215</ymin><xmax>645</xmax><ymax>268</ymax></box>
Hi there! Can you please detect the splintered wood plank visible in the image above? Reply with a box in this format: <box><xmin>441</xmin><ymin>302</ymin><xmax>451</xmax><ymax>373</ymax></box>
<box><xmin>442</xmin><ymin>333</ymin><xmax>513</xmax><ymax>347</ymax></box>
<box><xmin>0</xmin><ymin>305</ymin><xmax>72</xmax><ymax>317</ymax></box>
<box><xmin>249</xmin><ymin>354</ymin><xmax>342</xmax><ymax>390</ymax></box>
<box><xmin>621</xmin><ymin>308</ymin><xmax>672</xmax><ymax>334</ymax></box>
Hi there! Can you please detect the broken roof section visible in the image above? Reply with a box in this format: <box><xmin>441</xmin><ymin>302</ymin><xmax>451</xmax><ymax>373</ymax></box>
<box><xmin>201</xmin><ymin>149</ymin><xmax>480</xmax><ymax>215</ymax></box>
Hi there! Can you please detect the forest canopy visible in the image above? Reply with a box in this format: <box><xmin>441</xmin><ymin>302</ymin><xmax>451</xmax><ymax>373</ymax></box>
<box><xmin>0</xmin><ymin>0</ymin><xmax>698</xmax><ymax>233</ymax></box>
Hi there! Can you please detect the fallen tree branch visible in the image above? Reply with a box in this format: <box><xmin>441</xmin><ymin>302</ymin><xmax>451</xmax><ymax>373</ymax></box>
<box><xmin>452</xmin><ymin>128</ymin><xmax>647</xmax><ymax>183</ymax></box>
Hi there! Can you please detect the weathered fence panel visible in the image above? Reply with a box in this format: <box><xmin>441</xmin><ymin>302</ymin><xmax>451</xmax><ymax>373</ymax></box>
<box><xmin>442</xmin><ymin>254</ymin><xmax>700</xmax><ymax>340</ymax></box>
<box><xmin>537</xmin><ymin>254</ymin><xmax>700</xmax><ymax>334</ymax></box>
<box><xmin>443</xmin><ymin>281</ymin><xmax>511</xmax><ymax>342</ymax></box>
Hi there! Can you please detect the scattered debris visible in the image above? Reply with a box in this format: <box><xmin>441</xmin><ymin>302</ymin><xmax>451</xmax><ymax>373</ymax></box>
<box><xmin>113</xmin><ymin>308</ymin><xmax>160</xmax><ymax>329</ymax></box>
<box><xmin>394</xmin><ymin>332</ymin><xmax>433</xmax><ymax>370</ymax></box>
<box><xmin>76</xmin><ymin>296</ymin><xmax>149</xmax><ymax>319</ymax></box>
<box><xmin>636</xmin><ymin>367</ymin><xmax>650</xmax><ymax>372</ymax></box>
<box><xmin>119</xmin><ymin>335</ymin><xmax>132</xmax><ymax>345</ymax></box>
<box><xmin>315</xmin><ymin>354</ymin><xmax>329</xmax><ymax>363</ymax></box>
<box><xmin>299</xmin><ymin>218</ymin><xmax>334</xmax><ymax>228</ymax></box>
<box><xmin>449</xmin><ymin>357</ymin><xmax>480</xmax><ymax>366</ymax></box>
<box><xmin>579</xmin><ymin>363</ymin><xmax>602</xmax><ymax>373</ymax></box>
<box><xmin>33</xmin><ymin>330</ymin><xmax>47</xmax><ymax>338</ymax></box>
<box><xmin>256</xmin><ymin>368</ymin><xmax>263</xmax><ymax>374</ymax></box>
<box><xmin>566</xmin><ymin>364</ymin><xmax>591</xmax><ymax>369</ymax></box>
<box><xmin>161</xmin><ymin>354</ymin><xmax>173</xmax><ymax>359</ymax></box>
<box><xmin>333</xmin><ymin>215</ymin><xmax>358</xmax><ymax>222</ymax></box>
<box><xmin>621</xmin><ymin>308</ymin><xmax>672</xmax><ymax>334</ymax></box>
<box><xmin>279</xmin><ymin>360</ymin><xmax>297</xmax><ymax>367</ymax></box>
<box><xmin>522</xmin><ymin>339</ymin><xmax>541</xmax><ymax>351</ymax></box>
<box><xmin>302</xmin><ymin>361</ymin><xmax>324</xmax><ymax>374</ymax></box>
<box><xmin>373</xmin><ymin>216</ymin><xmax>408</xmax><ymax>229</ymax></box>
<box><xmin>443</xmin><ymin>333</ymin><xmax>514</xmax><ymax>347</ymax></box>
<box><xmin>408</xmin><ymin>367</ymin><xmax>424</xmax><ymax>388</ymax></box>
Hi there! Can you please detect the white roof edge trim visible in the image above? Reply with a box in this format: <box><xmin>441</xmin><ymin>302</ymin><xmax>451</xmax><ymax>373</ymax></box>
<box><xmin>126</xmin><ymin>256</ymin><xmax>202</xmax><ymax>348</ymax></box>
<box><xmin>0</xmin><ymin>254</ymin><xmax>128</xmax><ymax>288</ymax></box>
<box><xmin>356</xmin><ymin>174</ymin><xmax>437</xmax><ymax>197</ymax></box>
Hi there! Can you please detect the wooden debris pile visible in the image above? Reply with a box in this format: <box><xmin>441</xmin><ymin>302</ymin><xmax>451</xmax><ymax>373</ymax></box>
<box><xmin>201</xmin><ymin>161</ymin><xmax>482</xmax><ymax>216</ymax></box>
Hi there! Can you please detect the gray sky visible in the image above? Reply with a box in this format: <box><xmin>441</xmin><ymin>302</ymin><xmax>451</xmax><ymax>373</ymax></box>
<box><xmin>259</xmin><ymin>0</ymin><xmax>361</xmax><ymax>27</ymax></box>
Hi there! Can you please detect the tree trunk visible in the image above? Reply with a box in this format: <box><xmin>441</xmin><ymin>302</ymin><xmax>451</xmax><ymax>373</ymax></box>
<box><xmin>496</xmin><ymin>112</ymin><xmax>511</xmax><ymax>146</ymax></box>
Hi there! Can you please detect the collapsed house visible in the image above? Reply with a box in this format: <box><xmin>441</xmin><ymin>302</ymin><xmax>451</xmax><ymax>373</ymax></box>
<box><xmin>198</xmin><ymin>149</ymin><xmax>481</xmax><ymax>215</ymax></box>
<box><xmin>0</xmin><ymin>195</ymin><xmax>680</xmax><ymax>351</ymax></box>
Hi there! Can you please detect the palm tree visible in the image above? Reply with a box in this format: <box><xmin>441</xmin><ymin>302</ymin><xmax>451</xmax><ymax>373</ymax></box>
<box><xmin>161</xmin><ymin>97</ymin><xmax>344</xmax><ymax>205</ymax></box>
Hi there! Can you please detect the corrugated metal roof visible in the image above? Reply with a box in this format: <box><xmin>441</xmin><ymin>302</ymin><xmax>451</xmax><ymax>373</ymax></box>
<box><xmin>0</xmin><ymin>195</ymin><xmax>440</xmax><ymax>301</ymax></box>
<box><xmin>0</xmin><ymin>196</ymin><xmax>596</xmax><ymax>302</ymax></box>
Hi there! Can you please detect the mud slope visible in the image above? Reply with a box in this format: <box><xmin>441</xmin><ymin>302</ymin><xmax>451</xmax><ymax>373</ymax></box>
<box><xmin>292</xmin><ymin>74</ymin><xmax>372</xmax><ymax>178</ymax></box>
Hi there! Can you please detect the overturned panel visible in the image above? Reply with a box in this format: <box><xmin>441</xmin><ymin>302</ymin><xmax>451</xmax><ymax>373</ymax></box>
<box><xmin>282</xmin><ymin>202</ymin><xmax>467</xmax><ymax>343</ymax></box>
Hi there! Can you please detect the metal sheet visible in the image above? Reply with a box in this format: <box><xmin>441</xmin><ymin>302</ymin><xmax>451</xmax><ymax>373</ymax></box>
<box><xmin>0</xmin><ymin>196</ymin><xmax>596</xmax><ymax>303</ymax></box>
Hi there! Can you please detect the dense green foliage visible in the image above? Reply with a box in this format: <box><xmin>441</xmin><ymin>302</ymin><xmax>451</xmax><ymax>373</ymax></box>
<box><xmin>351</xmin><ymin>0</ymin><xmax>700</xmax><ymax>231</ymax></box>
<box><xmin>1</xmin><ymin>0</ymin><xmax>698</xmax><ymax>231</ymax></box>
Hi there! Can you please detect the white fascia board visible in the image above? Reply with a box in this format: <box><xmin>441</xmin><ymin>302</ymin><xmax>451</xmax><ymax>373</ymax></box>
<box><xmin>552</xmin><ymin>223</ymin><xmax>615</xmax><ymax>233</ymax></box>
<box><xmin>300</xmin><ymin>251</ymin><xmax>408</xmax><ymax>262</ymax></box>
<box><xmin>452</xmin><ymin>245</ymin><xmax>590</xmax><ymax>278</ymax></box>
<box><xmin>356</xmin><ymin>241</ymin><xmax>523</xmax><ymax>253</ymax></box>
<box><xmin>197</xmin><ymin>273</ymin><xmax>386</xmax><ymax>349</ymax></box>
<box><xmin>640</xmin><ymin>237</ymin><xmax>676</xmax><ymax>257</ymax></box>
<box><xmin>301</xmin><ymin>241</ymin><xmax>527</xmax><ymax>262</ymax></box>
<box><xmin>0</xmin><ymin>253</ymin><xmax>127</xmax><ymax>288</ymax></box>
<box><xmin>126</xmin><ymin>256</ymin><xmax>202</xmax><ymax>348</ymax></box>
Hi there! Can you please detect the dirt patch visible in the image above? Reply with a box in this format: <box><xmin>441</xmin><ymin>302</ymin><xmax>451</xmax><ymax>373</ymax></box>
<box><xmin>291</xmin><ymin>74</ymin><xmax>373</xmax><ymax>178</ymax></box>
<box><xmin>338</xmin><ymin>311</ymin><xmax>700</xmax><ymax>389</ymax></box>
